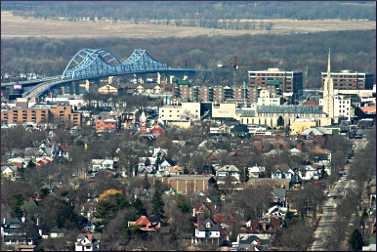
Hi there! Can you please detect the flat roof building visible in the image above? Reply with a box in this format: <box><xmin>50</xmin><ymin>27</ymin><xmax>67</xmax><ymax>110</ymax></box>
<box><xmin>321</xmin><ymin>70</ymin><xmax>374</xmax><ymax>90</ymax></box>
<box><xmin>248</xmin><ymin>68</ymin><xmax>303</xmax><ymax>103</ymax></box>
<box><xmin>1</xmin><ymin>104</ymin><xmax>81</xmax><ymax>128</ymax></box>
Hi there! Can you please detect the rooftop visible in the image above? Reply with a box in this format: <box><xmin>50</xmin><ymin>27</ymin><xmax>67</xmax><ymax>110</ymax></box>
<box><xmin>257</xmin><ymin>105</ymin><xmax>323</xmax><ymax>114</ymax></box>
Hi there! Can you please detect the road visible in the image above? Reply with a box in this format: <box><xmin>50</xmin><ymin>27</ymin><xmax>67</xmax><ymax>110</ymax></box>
<box><xmin>308</xmin><ymin>138</ymin><xmax>367</xmax><ymax>251</ymax></box>
<box><xmin>308</xmin><ymin>175</ymin><xmax>351</xmax><ymax>251</ymax></box>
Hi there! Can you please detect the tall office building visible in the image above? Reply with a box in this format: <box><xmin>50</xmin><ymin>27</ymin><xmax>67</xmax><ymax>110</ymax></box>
<box><xmin>321</xmin><ymin>70</ymin><xmax>374</xmax><ymax>90</ymax></box>
<box><xmin>248</xmin><ymin>68</ymin><xmax>303</xmax><ymax>103</ymax></box>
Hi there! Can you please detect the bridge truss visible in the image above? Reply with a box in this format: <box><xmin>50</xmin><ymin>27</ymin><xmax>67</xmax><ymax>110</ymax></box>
<box><xmin>61</xmin><ymin>48</ymin><xmax>169</xmax><ymax>80</ymax></box>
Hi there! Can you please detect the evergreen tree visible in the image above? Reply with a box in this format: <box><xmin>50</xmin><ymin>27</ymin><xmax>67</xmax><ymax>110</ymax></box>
<box><xmin>152</xmin><ymin>181</ymin><xmax>165</xmax><ymax>221</ymax></box>
<box><xmin>143</xmin><ymin>173</ymin><xmax>150</xmax><ymax>191</ymax></box>
<box><xmin>348</xmin><ymin>229</ymin><xmax>364</xmax><ymax>251</ymax></box>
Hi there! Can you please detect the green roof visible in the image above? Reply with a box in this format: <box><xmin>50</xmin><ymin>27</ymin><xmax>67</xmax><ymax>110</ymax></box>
<box><xmin>257</xmin><ymin>105</ymin><xmax>323</xmax><ymax>114</ymax></box>
<box><xmin>237</xmin><ymin>109</ymin><xmax>256</xmax><ymax>117</ymax></box>
<box><xmin>175</xmin><ymin>79</ymin><xmax>192</xmax><ymax>85</ymax></box>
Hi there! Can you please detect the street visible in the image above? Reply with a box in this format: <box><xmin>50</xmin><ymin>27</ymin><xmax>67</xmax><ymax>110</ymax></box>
<box><xmin>308</xmin><ymin>137</ymin><xmax>368</xmax><ymax>251</ymax></box>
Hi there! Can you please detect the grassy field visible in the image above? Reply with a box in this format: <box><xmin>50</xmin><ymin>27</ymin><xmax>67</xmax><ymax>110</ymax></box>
<box><xmin>1</xmin><ymin>11</ymin><xmax>376</xmax><ymax>39</ymax></box>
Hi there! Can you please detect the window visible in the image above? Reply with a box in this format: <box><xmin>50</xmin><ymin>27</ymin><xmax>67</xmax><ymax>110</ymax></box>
<box><xmin>206</xmin><ymin>222</ymin><xmax>211</xmax><ymax>228</ymax></box>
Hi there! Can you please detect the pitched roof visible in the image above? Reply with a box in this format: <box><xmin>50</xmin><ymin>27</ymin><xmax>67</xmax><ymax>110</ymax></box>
<box><xmin>197</xmin><ymin>218</ymin><xmax>220</xmax><ymax>231</ymax></box>
<box><xmin>217</xmin><ymin>165</ymin><xmax>240</xmax><ymax>173</ymax></box>
<box><xmin>361</xmin><ymin>105</ymin><xmax>376</xmax><ymax>114</ymax></box>
<box><xmin>257</xmin><ymin>105</ymin><xmax>323</xmax><ymax>114</ymax></box>
<box><xmin>131</xmin><ymin>215</ymin><xmax>152</xmax><ymax>227</ymax></box>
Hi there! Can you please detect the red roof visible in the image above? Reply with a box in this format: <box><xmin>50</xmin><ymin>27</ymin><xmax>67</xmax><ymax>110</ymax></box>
<box><xmin>361</xmin><ymin>105</ymin><xmax>376</xmax><ymax>114</ymax></box>
<box><xmin>132</xmin><ymin>215</ymin><xmax>151</xmax><ymax>227</ymax></box>
<box><xmin>213</xmin><ymin>214</ymin><xmax>225</xmax><ymax>224</ymax></box>
<box><xmin>151</xmin><ymin>127</ymin><xmax>165</xmax><ymax>136</ymax></box>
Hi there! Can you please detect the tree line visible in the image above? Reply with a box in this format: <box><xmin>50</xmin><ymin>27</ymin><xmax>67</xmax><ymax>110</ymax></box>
<box><xmin>2</xmin><ymin>1</ymin><xmax>375</xmax><ymax>21</ymax></box>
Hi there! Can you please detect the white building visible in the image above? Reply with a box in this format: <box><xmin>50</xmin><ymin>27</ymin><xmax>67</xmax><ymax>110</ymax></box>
<box><xmin>257</xmin><ymin>89</ymin><xmax>282</xmax><ymax>106</ymax></box>
<box><xmin>215</xmin><ymin>165</ymin><xmax>241</xmax><ymax>184</ymax></box>
<box><xmin>248</xmin><ymin>165</ymin><xmax>266</xmax><ymax>178</ymax></box>
<box><xmin>159</xmin><ymin>102</ymin><xmax>200</xmax><ymax>122</ymax></box>
<box><xmin>90</xmin><ymin>159</ymin><xmax>114</xmax><ymax>172</ymax></box>
<box><xmin>333</xmin><ymin>95</ymin><xmax>352</xmax><ymax>120</ymax></box>
<box><xmin>320</xmin><ymin>94</ymin><xmax>352</xmax><ymax>121</ymax></box>
<box><xmin>75</xmin><ymin>233</ymin><xmax>100</xmax><ymax>251</ymax></box>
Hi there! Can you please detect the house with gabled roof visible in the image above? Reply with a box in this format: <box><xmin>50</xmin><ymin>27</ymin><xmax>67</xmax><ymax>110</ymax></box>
<box><xmin>233</xmin><ymin>233</ymin><xmax>272</xmax><ymax>251</ymax></box>
<box><xmin>193</xmin><ymin>217</ymin><xmax>221</xmax><ymax>245</ymax></box>
<box><xmin>128</xmin><ymin>215</ymin><xmax>160</xmax><ymax>232</ymax></box>
<box><xmin>248</xmin><ymin>165</ymin><xmax>266</xmax><ymax>179</ymax></box>
<box><xmin>1</xmin><ymin>165</ymin><xmax>17</xmax><ymax>180</ymax></box>
<box><xmin>215</xmin><ymin>165</ymin><xmax>241</xmax><ymax>185</ymax></box>
<box><xmin>74</xmin><ymin>232</ymin><xmax>100</xmax><ymax>251</ymax></box>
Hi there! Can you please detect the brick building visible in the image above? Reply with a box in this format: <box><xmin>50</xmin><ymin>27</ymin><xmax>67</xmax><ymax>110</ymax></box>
<box><xmin>95</xmin><ymin>119</ymin><xmax>117</xmax><ymax>133</ymax></box>
<box><xmin>150</xmin><ymin>175</ymin><xmax>211</xmax><ymax>194</ymax></box>
<box><xmin>248</xmin><ymin>68</ymin><xmax>303</xmax><ymax>103</ymax></box>
<box><xmin>320</xmin><ymin>70</ymin><xmax>374</xmax><ymax>90</ymax></box>
<box><xmin>1</xmin><ymin>104</ymin><xmax>81</xmax><ymax>127</ymax></box>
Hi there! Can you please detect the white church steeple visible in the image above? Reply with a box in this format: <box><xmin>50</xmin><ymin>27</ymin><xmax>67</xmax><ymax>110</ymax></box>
<box><xmin>322</xmin><ymin>48</ymin><xmax>335</xmax><ymax>122</ymax></box>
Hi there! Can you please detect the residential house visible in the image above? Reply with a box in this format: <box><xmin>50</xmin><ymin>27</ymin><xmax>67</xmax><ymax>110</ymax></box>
<box><xmin>1</xmin><ymin>165</ymin><xmax>17</xmax><ymax>180</ymax></box>
<box><xmin>49</xmin><ymin>229</ymin><xmax>65</xmax><ymax>239</ymax></box>
<box><xmin>7</xmin><ymin>157</ymin><xmax>26</xmax><ymax>169</ymax></box>
<box><xmin>300</xmin><ymin>165</ymin><xmax>320</xmax><ymax>181</ymax></box>
<box><xmin>74</xmin><ymin>232</ymin><xmax>100</xmax><ymax>251</ymax></box>
<box><xmin>157</xmin><ymin>159</ymin><xmax>183</xmax><ymax>176</ymax></box>
<box><xmin>138</xmin><ymin>147</ymin><xmax>168</xmax><ymax>175</ymax></box>
<box><xmin>90</xmin><ymin>159</ymin><xmax>115</xmax><ymax>173</ymax></box>
<box><xmin>150</xmin><ymin>123</ymin><xmax>165</xmax><ymax>137</ymax></box>
<box><xmin>263</xmin><ymin>205</ymin><xmax>289</xmax><ymax>225</ymax></box>
<box><xmin>247</xmin><ymin>165</ymin><xmax>266</xmax><ymax>179</ymax></box>
<box><xmin>290</xmin><ymin>147</ymin><xmax>302</xmax><ymax>156</ymax></box>
<box><xmin>215</xmin><ymin>165</ymin><xmax>241</xmax><ymax>185</ymax></box>
<box><xmin>1</xmin><ymin>218</ymin><xmax>40</xmax><ymax>247</ymax></box>
<box><xmin>95</xmin><ymin>118</ymin><xmax>117</xmax><ymax>133</ymax></box>
<box><xmin>271</xmin><ymin>165</ymin><xmax>294</xmax><ymax>180</ymax></box>
<box><xmin>232</xmin><ymin>233</ymin><xmax>272</xmax><ymax>251</ymax></box>
<box><xmin>97</xmin><ymin>84</ymin><xmax>118</xmax><ymax>95</ymax></box>
<box><xmin>128</xmin><ymin>215</ymin><xmax>160</xmax><ymax>232</ymax></box>
<box><xmin>36</xmin><ymin>156</ymin><xmax>53</xmax><ymax>168</ymax></box>
<box><xmin>193</xmin><ymin>217</ymin><xmax>221</xmax><ymax>245</ymax></box>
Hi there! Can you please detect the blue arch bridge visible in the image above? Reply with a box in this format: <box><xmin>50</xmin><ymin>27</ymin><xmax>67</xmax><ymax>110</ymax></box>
<box><xmin>1</xmin><ymin>48</ymin><xmax>201</xmax><ymax>99</ymax></box>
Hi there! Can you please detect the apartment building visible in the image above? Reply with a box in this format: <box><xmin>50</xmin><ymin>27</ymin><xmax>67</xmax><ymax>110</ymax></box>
<box><xmin>213</xmin><ymin>86</ymin><xmax>225</xmax><ymax>104</ymax></box>
<box><xmin>159</xmin><ymin>102</ymin><xmax>201</xmax><ymax>122</ymax></box>
<box><xmin>1</xmin><ymin>104</ymin><xmax>81</xmax><ymax>127</ymax></box>
<box><xmin>321</xmin><ymin>70</ymin><xmax>374</xmax><ymax>90</ymax></box>
<box><xmin>319</xmin><ymin>94</ymin><xmax>352</xmax><ymax>121</ymax></box>
<box><xmin>248</xmin><ymin>68</ymin><xmax>303</xmax><ymax>102</ymax></box>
